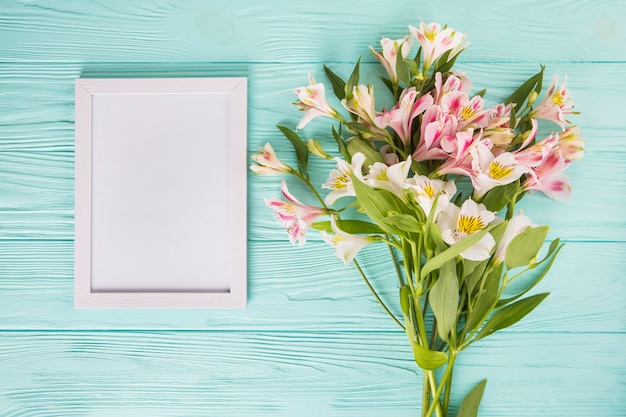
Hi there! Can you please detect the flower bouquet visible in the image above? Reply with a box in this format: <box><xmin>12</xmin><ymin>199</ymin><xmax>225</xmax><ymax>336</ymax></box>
<box><xmin>251</xmin><ymin>21</ymin><xmax>583</xmax><ymax>417</ymax></box>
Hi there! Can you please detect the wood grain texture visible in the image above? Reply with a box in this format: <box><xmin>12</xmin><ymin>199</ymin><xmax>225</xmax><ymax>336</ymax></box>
<box><xmin>1</xmin><ymin>0</ymin><xmax>625</xmax><ymax>63</ymax></box>
<box><xmin>0</xmin><ymin>0</ymin><xmax>624</xmax><ymax>415</ymax></box>
<box><xmin>0</xmin><ymin>240</ymin><xmax>624</xmax><ymax>332</ymax></box>
<box><xmin>0</xmin><ymin>331</ymin><xmax>624</xmax><ymax>417</ymax></box>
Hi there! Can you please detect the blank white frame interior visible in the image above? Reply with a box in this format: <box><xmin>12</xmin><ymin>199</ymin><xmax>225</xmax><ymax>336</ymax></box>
<box><xmin>75</xmin><ymin>78</ymin><xmax>247</xmax><ymax>309</ymax></box>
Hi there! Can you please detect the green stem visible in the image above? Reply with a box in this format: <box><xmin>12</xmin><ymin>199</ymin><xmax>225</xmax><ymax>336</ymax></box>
<box><xmin>414</xmin><ymin>294</ymin><xmax>442</xmax><ymax>417</ymax></box>
<box><xmin>425</xmin><ymin>350</ymin><xmax>458</xmax><ymax>417</ymax></box>
<box><xmin>422</xmin><ymin>373</ymin><xmax>431</xmax><ymax>417</ymax></box>
<box><xmin>388</xmin><ymin>243</ymin><xmax>405</xmax><ymax>287</ymax></box>
<box><xmin>353</xmin><ymin>260</ymin><xmax>405</xmax><ymax>331</ymax></box>
<box><xmin>293</xmin><ymin>171</ymin><xmax>327</xmax><ymax>209</ymax></box>
<box><xmin>442</xmin><ymin>362</ymin><xmax>455</xmax><ymax>417</ymax></box>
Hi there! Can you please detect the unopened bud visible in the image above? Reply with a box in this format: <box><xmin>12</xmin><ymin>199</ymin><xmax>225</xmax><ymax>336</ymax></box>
<box><xmin>527</xmin><ymin>91</ymin><xmax>539</xmax><ymax>106</ymax></box>
<box><xmin>307</xmin><ymin>139</ymin><xmax>333</xmax><ymax>159</ymax></box>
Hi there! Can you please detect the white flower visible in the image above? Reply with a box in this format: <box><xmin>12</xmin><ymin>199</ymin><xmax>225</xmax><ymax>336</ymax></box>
<box><xmin>404</xmin><ymin>176</ymin><xmax>456</xmax><ymax>218</ymax></box>
<box><xmin>361</xmin><ymin>156</ymin><xmax>412</xmax><ymax>199</ymax></box>
<box><xmin>322</xmin><ymin>217</ymin><xmax>376</xmax><ymax>264</ymax></box>
<box><xmin>438</xmin><ymin>199</ymin><xmax>496</xmax><ymax>261</ymax></box>
<box><xmin>322</xmin><ymin>155</ymin><xmax>364</xmax><ymax>205</ymax></box>
<box><xmin>470</xmin><ymin>143</ymin><xmax>528</xmax><ymax>200</ymax></box>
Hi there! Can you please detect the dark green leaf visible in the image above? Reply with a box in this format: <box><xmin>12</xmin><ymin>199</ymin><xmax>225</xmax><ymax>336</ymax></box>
<box><xmin>403</xmin><ymin>59</ymin><xmax>420</xmax><ymax>80</ymax></box>
<box><xmin>344</xmin><ymin>57</ymin><xmax>362</xmax><ymax>100</ymax></box>
<box><xmin>324</xmin><ymin>65</ymin><xmax>346</xmax><ymax>101</ymax></box>
<box><xmin>504</xmin><ymin>66</ymin><xmax>545</xmax><ymax>112</ymax></box>
<box><xmin>332</xmin><ymin>124</ymin><xmax>351</xmax><ymax>160</ymax></box>
<box><xmin>474</xmin><ymin>293</ymin><xmax>549</xmax><ymax>342</ymax></box>
<box><xmin>505</xmin><ymin>225</ymin><xmax>550</xmax><ymax>269</ymax></box>
<box><xmin>277</xmin><ymin>125</ymin><xmax>309</xmax><ymax>174</ymax></box>
<box><xmin>421</xmin><ymin>226</ymin><xmax>493</xmax><ymax>280</ymax></box>
<box><xmin>475</xmin><ymin>88</ymin><xmax>487</xmax><ymax>97</ymax></box>
<box><xmin>434</xmin><ymin>50</ymin><xmax>460</xmax><ymax>74</ymax></box>
<box><xmin>311</xmin><ymin>220</ymin><xmax>385</xmax><ymax>235</ymax></box>
<box><xmin>429</xmin><ymin>260</ymin><xmax>459</xmax><ymax>342</ymax></box>
<box><xmin>411</xmin><ymin>160</ymin><xmax>429</xmax><ymax>176</ymax></box>
<box><xmin>456</xmin><ymin>379</ymin><xmax>487</xmax><ymax>417</ymax></box>
<box><xmin>480</xmin><ymin>180</ymin><xmax>520</xmax><ymax>212</ymax></box>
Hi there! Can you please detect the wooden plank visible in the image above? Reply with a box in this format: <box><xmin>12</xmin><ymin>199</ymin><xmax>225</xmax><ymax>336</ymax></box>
<box><xmin>0</xmin><ymin>0</ymin><xmax>625</xmax><ymax>63</ymax></box>
<box><xmin>0</xmin><ymin>240</ymin><xmax>623</xmax><ymax>332</ymax></box>
<box><xmin>0</xmin><ymin>331</ymin><xmax>623</xmax><ymax>416</ymax></box>
<box><xmin>0</xmin><ymin>62</ymin><xmax>623</xmax><ymax>241</ymax></box>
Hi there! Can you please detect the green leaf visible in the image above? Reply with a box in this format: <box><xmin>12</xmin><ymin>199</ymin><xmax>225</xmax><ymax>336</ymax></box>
<box><xmin>505</xmin><ymin>225</ymin><xmax>550</xmax><ymax>269</ymax></box>
<box><xmin>277</xmin><ymin>125</ymin><xmax>309</xmax><ymax>174</ymax></box>
<box><xmin>324</xmin><ymin>65</ymin><xmax>346</xmax><ymax>101</ymax></box>
<box><xmin>311</xmin><ymin>220</ymin><xmax>385</xmax><ymax>235</ymax></box>
<box><xmin>346</xmin><ymin>137</ymin><xmax>384</xmax><ymax>166</ymax></box>
<box><xmin>465</xmin><ymin>262</ymin><xmax>503</xmax><ymax>331</ymax></box>
<box><xmin>504</xmin><ymin>66</ymin><xmax>545</xmax><ymax>112</ymax></box>
<box><xmin>475</xmin><ymin>88</ymin><xmax>487</xmax><ymax>97</ymax></box>
<box><xmin>474</xmin><ymin>293</ymin><xmax>549</xmax><ymax>342</ymax></box>
<box><xmin>421</xmin><ymin>226</ymin><xmax>493</xmax><ymax>280</ymax></box>
<box><xmin>395</xmin><ymin>46</ymin><xmax>409</xmax><ymax>85</ymax></box>
<box><xmin>380</xmin><ymin>213</ymin><xmax>422</xmax><ymax>234</ymax></box>
<box><xmin>344</xmin><ymin>57</ymin><xmax>362</xmax><ymax>100</ymax></box>
<box><xmin>429</xmin><ymin>260</ymin><xmax>459</xmax><ymax>342</ymax></box>
<box><xmin>411</xmin><ymin>160</ymin><xmax>429</xmax><ymax>176</ymax></box>
<box><xmin>456</xmin><ymin>379</ymin><xmax>487</xmax><ymax>417</ymax></box>
<box><xmin>400</xmin><ymin>285</ymin><xmax>411</xmax><ymax>316</ymax></box>
<box><xmin>497</xmin><ymin>239</ymin><xmax>563</xmax><ymax>307</ymax></box>
<box><xmin>332</xmin><ymin>124</ymin><xmax>351</xmax><ymax>161</ymax></box>
<box><xmin>351</xmin><ymin>175</ymin><xmax>409</xmax><ymax>232</ymax></box>
<box><xmin>434</xmin><ymin>50</ymin><xmax>460</xmax><ymax>74</ymax></box>
<box><xmin>403</xmin><ymin>58</ymin><xmax>420</xmax><ymax>80</ymax></box>
<box><xmin>480</xmin><ymin>180</ymin><xmax>520</xmax><ymax>212</ymax></box>
<box><xmin>411</xmin><ymin>341</ymin><xmax>448</xmax><ymax>370</ymax></box>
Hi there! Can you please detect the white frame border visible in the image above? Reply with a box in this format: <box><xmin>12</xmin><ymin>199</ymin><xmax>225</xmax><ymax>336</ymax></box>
<box><xmin>74</xmin><ymin>78</ymin><xmax>247</xmax><ymax>309</ymax></box>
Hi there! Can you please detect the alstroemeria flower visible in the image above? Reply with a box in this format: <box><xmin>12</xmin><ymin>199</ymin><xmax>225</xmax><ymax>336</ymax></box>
<box><xmin>409</xmin><ymin>22</ymin><xmax>467</xmax><ymax>71</ymax></box>
<box><xmin>558</xmin><ymin>126</ymin><xmax>585</xmax><ymax>162</ymax></box>
<box><xmin>322</xmin><ymin>156</ymin><xmax>362</xmax><ymax>205</ymax></box>
<box><xmin>370</xmin><ymin>36</ymin><xmax>414</xmax><ymax>84</ymax></box>
<box><xmin>529</xmin><ymin>75</ymin><xmax>574</xmax><ymax>130</ymax></box>
<box><xmin>374</xmin><ymin>87</ymin><xmax>434</xmax><ymax>146</ymax></box>
<box><xmin>493</xmin><ymin>212</ymin><xmax>533</xmax><ymax>263</ymax></box>
<box><xmin>361</xmin><ymin>156</ymin><xmax>413</xmax><ymax>199</ymax></box>
<box><xmin>322</xmin><ymin>217</ymin><xmax>376</xmax><ymax>264</ymax></box>
<box><xmin>470</xmin><ymin>143</ymin><xmax>528</xmax><ymax>199</ymax></box>
<box><xmin>342</xmin><ymin>84</ymin><xmax>378</xmax><ymax>125</ymax></box>
<box><xmin>293</xmin><ymin>73</ymin><xmax>340</xmax><ymax>129</ymax></box>
<box><xmin>413</xmin><ymin>106</ymin><xmax>458</xmax><ymax>161</ymax></box>
<box><xmin>250</xmin><ymin>142</ymin><xmax>292</xmax><ymax>175</ymax></box>
<box><xmin>266</xmin><ymin>180</ymin><xmax>328</xmax><ymax>246</ymax></box>
<box><xmin>522</xmin><ymin>148</ymin><xmax>572</xmax><ymax>201</ymax></box>
<box><xmin>436</xmin><ymin>128</ymin><xmax>481</xmax><ymax>178</ymax></box>
<box><xmin>438</xmin><ymin>199</ymin><xmax>496</xmax><ymax>261</ymax></box>
<box><xmin>404</xmin><ymin>176</ymin><xmax>457</xmax><ymax>218</ymax></box>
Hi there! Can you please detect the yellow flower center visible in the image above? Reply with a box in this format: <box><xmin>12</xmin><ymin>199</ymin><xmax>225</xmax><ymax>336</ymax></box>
<box><xmin>460</xmin><ymin>106</ymin><xmax>476</xmax><ymax>121</ymax></box>
<box><xmin>489</xmin><ymin>161</ymin><xmax>514</xmax><ymax>180</ymax></box>
<box><xmin>457</xmin><ymin>215</ymin><xmax>485</xmax><ymax>235</ymax></box>
<box><xmin>423</xmin><ymin>184</ymin><xmax>435</xmax><ymax>199</ymax></box>
<box><xmin>551</xmin><ymin>92</ymin><xmax>564</xmax><ymax>107</ymax></box>
<box><xmin>332</xmin><ymin>173</ymin><xmax>350</xmax><ymax>190</ymax></box>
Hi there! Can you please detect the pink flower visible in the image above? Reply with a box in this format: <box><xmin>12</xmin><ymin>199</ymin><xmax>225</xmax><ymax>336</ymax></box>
<box><xmin>265</xmin><ymin>180</ymin><xmax>328</xmax><ymax>246</ymax></box>
<box><xmin>293</xmin><ymin>73</ymin><xmax>340</xmax><ymax>129</ymax></box>
<box><xmin>409</xmin><ymin>22</ymin><xmax>467</xmax><ymax>71</ymax></box>
<box><xmin>412</xmin><ymin>106</ymin><xmax>457</xmax><ymax>161</ymax></box>
<box><xmin>436</xmin><ymin>128</ymin><xmax>482</xmax><ymax>177</ymax></box>
<box><xmin>374</xmin><ymin>87</ymin><xmax>434</xmax><ymax>146</ymax></box>
<box><xmin>370</xmin><ymin>36</ymin><xmax>414</xmax><ymax>84</ymax></box>
<box><xmin>250</xmin><ymin>142</ymin><xmax>292</xmax><ymax>175</ymax></box>
<box><xmin>522</xmin><ymin>148</ymin><xmax>572</xmax><ymax>201</ymax></box>
<box><xmin>470</xmin><ymin>143</ymin><xmax>528</xmax><ymax>199</ymax></box>
<box><xmin>529</xmin><ymin>75</ymin><xmax>574</xmax><ymax>130</ymax></box>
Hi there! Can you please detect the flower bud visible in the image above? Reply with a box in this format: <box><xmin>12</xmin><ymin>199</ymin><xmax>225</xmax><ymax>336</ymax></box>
<box><xmin>307</xmin><ymin>139</ymin><xmax>333</xmax><ymax>160</ymax></box>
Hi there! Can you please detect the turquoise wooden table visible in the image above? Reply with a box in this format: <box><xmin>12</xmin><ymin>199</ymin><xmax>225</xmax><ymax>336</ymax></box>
<box><xmin>1</xmin><ymin>1</ymin><xmax>625</xmax><ymax>415</ymax></box>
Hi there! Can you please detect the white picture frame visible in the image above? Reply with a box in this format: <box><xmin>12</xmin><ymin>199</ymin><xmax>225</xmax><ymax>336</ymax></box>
<box><xmin>74</xmin><ymin>78</ymin><xmax>247</xmax><ymax>309</ymax></box>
